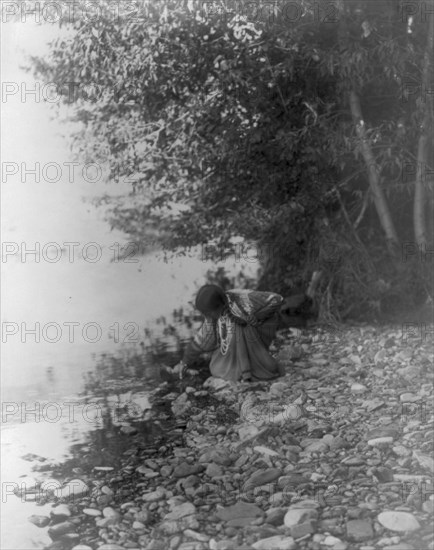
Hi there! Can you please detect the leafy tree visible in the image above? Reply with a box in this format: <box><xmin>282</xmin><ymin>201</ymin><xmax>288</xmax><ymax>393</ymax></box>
<box><xmin>28</xmin><ymin>0</ymin><xmax>433</xmax><ymax>318</ymax></box>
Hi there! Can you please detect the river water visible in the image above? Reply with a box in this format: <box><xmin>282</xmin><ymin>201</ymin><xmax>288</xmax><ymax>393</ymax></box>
<box><xmin>1</xmin><ymin>21</ymin><xmax>256</xmax><ymax>549</ymax></box>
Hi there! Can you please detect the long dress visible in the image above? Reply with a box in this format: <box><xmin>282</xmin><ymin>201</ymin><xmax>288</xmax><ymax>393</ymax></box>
<box><xmin>182</xmin><ymin>289</ymin><xmax>284</xmax><ymax>382</ymax></box>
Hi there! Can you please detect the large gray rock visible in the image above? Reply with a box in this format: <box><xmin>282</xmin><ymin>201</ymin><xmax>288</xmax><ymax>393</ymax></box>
<box><xmin>377</xmin><ymin>511</ymin><xmax>421</xmax><ymax>532</ymax></box>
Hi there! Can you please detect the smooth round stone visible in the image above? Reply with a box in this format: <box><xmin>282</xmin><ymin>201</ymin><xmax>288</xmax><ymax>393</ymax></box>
<box><xmin>366</xmin><ymin>427</ymin><xmax>399</xmax><ymax>440</ymax></box>
<box><xmin>351</xmin><ymin>383</ymin><xmax>367</xmax><ymax>394</ymax></box>
<box><xmin>51</xmin><ymin>504</ymin><xmax>71</xmax><ymax>518</ymax></box>
<box><xmin>343</xmin><ymin>456</ymin><xmax>365</xmax><ymax>466</ymax></box>
<box><xmin>399</xmin><ymin>393</ymin><xmax>419</xmax><ymax>403</ymax></box>
<box><xmin>48</xmin><ymin>521</ymin><xmax>76</xmax><ymax>540</ymax></box>
<box><xmin>368</xmin><ymin>437</ymin><xmax>394</xmax><ymax>447</ymax></box>
<box><xmin>83</xmin><ymin>508</ymin><xmax>102</xmax><ymax>517</ymax></box>
<box><xmin>392</xmin><ymin>445</ymin><xmax>411</xmax><ymax>457</ymax></box>
<box><xmin>54</xmin><ymin>479</ymin><xmax>89</xmax><ymax>499</ymax></box>
<box><xmin>377</xmin><ymin>511</ymin><xmax>421</xmax><ymax>532</ymax></box>
<box><xmin>28</xmin><ymin>515</ymin><xmax>50</xmax><ymax>528</ymax></box>
<box><xmin>103</xmin><ymin>507</ymin><xmax>120</xmax><ymax>519</ymax></box>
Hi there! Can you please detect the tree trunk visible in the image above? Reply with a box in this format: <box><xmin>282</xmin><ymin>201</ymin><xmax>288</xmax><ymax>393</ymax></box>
<box><xmin>414</xmin><ymin>15</ymin><xmax>434</xmax><ymax>247</ymax></box>
<box><xmin>349</xmin><ymin>90</ymin><xmax>399</xmax><ymax>252</ymax></box>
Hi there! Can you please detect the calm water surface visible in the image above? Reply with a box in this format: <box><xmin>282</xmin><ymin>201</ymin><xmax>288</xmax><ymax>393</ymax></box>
<box><xmin>1</xmin><ymin>21</ymin><xmax>255</xmax><ymax>549</ymax></box>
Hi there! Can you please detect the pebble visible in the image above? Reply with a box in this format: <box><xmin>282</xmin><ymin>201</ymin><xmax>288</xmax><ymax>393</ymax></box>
<box><xmin>103</xmin><ymin>507</ymin><xmax>120</xmax><ymax>519</ymax></box>
<box><xmin>50</xmin><ymin>504</ymin><xmax>71</xmax><ymax>518</ymax></box>
<box><xmin>245</xmin><ymin>468</ymin><xmax>282</xmax><ymax>488</ymax></box>
<box><xmin>278</xmin><ymin>474</ymin><xmax>308</xmax><ymax>488</ymax></box>
<box><xmin>54</xmin><ymin>479</ymin><xmax>89</xmax><ymax>500</ymax></box>
<box><xmin>343</xmin><ymin>456</ymin><xmax>365</xmax><ymax>466</ymax></box>
<box><xmin>392</xmin><ymin>445</ymin><xmax>412</xmax><ymax>457</ymax></box>
<box><xmin>165</xmin><ymin>502</ymin><xmax>196</xmax><ymax>521</ymax></box>
<box><xmin>83</xmin><ymin>508</ymin><xmax>102</xmax><ymax>517</ymax></box>
<box><xmin>209</xmin><ymin>540</ymin><xmax>237</xmax><ymax>550</ymax></box>
<box><xmin>303</xmin><ymin>439</ymin><xmax>329</xmax><ymax>453</ymax></box>
<box><xmin>284</xmin><ymin>508</ymin><xmax>318</xmax><ymax>527</ymax></box>
<box><xmin>377</xmin><ymin>511</ymin><xmax>421</xmax><ymax>532</ymax></box>
<box><xmin>346</xmin><ymin>519</ymin><xmax>374</xmax><ymax>541</ymax></box>
<box><xmin>143</xmin><ymin>488</ymin><xmax>166</xmax><ymax>502</ymax></box>
<box><xmin>136</xmin><ymin>465</ymin><xmax>158</xmax><ymax>477</ymax></box>
<box><xmin>159</xmin><ymin>516</ymin><xmax>199</xmax><ymax>535</ymax></box>
<box><xmin>265</xmin><ymin>507</ymin><xmax>286</xmax><ymax>525</ymax></box>
<box><xmin>96</xmin><ymin>517</ymin><xmax>118</xmax><ymax>528</ymax></box>
<box><xmin>366</xmin><ymin>427</ymin><xmax>399</xmax><ymax>440</ymax></box>
<box><xmin>372</xmin><ymin>467</ymin><xmax>394</xmax><ymax>482</ymax></box>
<box><xmin>169</xmin><ymin>536</ymin><xmax>182</xmax><ymax>549</ymax></box>
<box><xmin>252</xmin><ymin>535</ymin><xmax>296</xmax><ymax>549</ymax></box>
<box><xmin>216</xmin><ymin>502</ymin><xmax>263</xmax><ymax>522</ymax></box>
<box><xmin>173</xmin><ymin>462</ymin><xmax>205</xmax><ymax>478</ymax></box>
<box><xmin>198</xmin><ymin>447</ymin><xmax>233</xmax><ymax>466</ymax></box>
<box><xmin>120</xmin><ymin>425</ymin><xmax>138</xmax><ymax>435</ymax></box>
<box><xmin>206</xmin><ymin>463</ymin><xmax>223</xmax><ymax>478</ymax></box>
<box><xmin>368</xmin><ymin>437</ymin><xmax>394</xmax><ymax>447</ymax></box>
<box><xmin>238</xmin><ymin>424</ymin><xmax>260</xmax><ymax>441</ymax></box>
<box><xmin>160</xmin><ymin>465</ymin><xmax>173</xmax><ymax>477</ymax></box>
<box><xmin>47</xmin><ymin>521</ymin><xmax>76</xmax><ymax>540</ymax></box>
<box><xmin>28</xmin><ymin>515</ymin><xmax>50</xmax><ymax>528</ymax></box>
<box><xmin>400</xmin><ymin>393</ymin><xmax>419</xmax><ymax>403</ymax></box>
<box><xmin>254</xmin><ymin>445</ymin><xmax>280</xmax><ymax>456</ymax></box>
<box><xmin>323</xmin><ymin>535</ymin><xmax>343</xmax><ymax>546</ymax></box>
<box><xmin>183</xmin><ymin>529</ymin><xmax>209</xmax><ymax>542</ymax></box>
<box><xmin>422</xmin><ymin>500</ymin><xmax>434</xmax><ymax>513</ymax></box>
<box><xmin>351</xmin><ymin>383</ymin><xmax>367</xmax><ymax>393</ymax></box>
<box><xmin>382</xmin><ymin>545</ymin><xmax>414</xmax><ymax>550</ymax></box>
<box><xmin>290</xmin><ymin>519</ymin><xmax>316</xmax><ymax>538</ymax></box>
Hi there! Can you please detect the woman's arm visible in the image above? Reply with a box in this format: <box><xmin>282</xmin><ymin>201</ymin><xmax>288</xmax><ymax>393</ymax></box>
<box><xmin>249</xmin><ymin>291</ymin><xmax>284</xmax><ymax>321</ymax></box>
<box><xmin>175</xmin><ymin>318</ymin><xmax>218</xmax><ymax>376</ymax></box>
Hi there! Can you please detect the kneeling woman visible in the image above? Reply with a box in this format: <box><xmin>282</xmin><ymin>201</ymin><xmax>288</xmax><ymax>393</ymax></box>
<box><xmin>174</xmin><ymin>285</ymin><xmax>284</xmax><ymax>382</ymax></box>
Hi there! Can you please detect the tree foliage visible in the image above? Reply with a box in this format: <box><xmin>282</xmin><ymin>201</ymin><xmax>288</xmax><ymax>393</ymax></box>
<box><xmin>31</xmin><ymin>0</ymin><xmax>433</xmax><ymax>319</ymax></box>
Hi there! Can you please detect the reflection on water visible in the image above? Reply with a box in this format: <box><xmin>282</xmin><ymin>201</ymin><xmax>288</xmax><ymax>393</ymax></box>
<box><xmin>1</xmin><ymin>19</ymin><xmax>258</xmax><ymax>549</ymax></box>
<box><xmin>1</xmin><ymin>292</ymin><xmax>214</xmax><ymax>549</ymax></box>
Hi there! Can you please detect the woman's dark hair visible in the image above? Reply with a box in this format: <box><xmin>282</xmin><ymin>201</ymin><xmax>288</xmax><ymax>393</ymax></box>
<box><xmin>195</xmin><ymin>284</ymin><xmax>227</xmax><ymax>313</ymax></box>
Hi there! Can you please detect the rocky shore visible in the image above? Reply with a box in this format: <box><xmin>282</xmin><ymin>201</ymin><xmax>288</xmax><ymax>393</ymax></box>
<box><xmin>19</xmin><ymin>325</ymin><xmax>434</xmax><ymax>550</ymax></box>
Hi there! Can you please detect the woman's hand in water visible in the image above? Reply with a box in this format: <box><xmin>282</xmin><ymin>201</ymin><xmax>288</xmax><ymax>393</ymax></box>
<box><xmin>173</xmin><ymin>361</ymin><xmax>198</xmax><ymax>380</ymax></box>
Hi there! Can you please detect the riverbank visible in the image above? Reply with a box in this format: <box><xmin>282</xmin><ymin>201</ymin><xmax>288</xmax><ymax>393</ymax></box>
<box><xmin>14</xmin><ymin>324</ymin><xmax>434</xmax><ymax>550</ymax></box>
